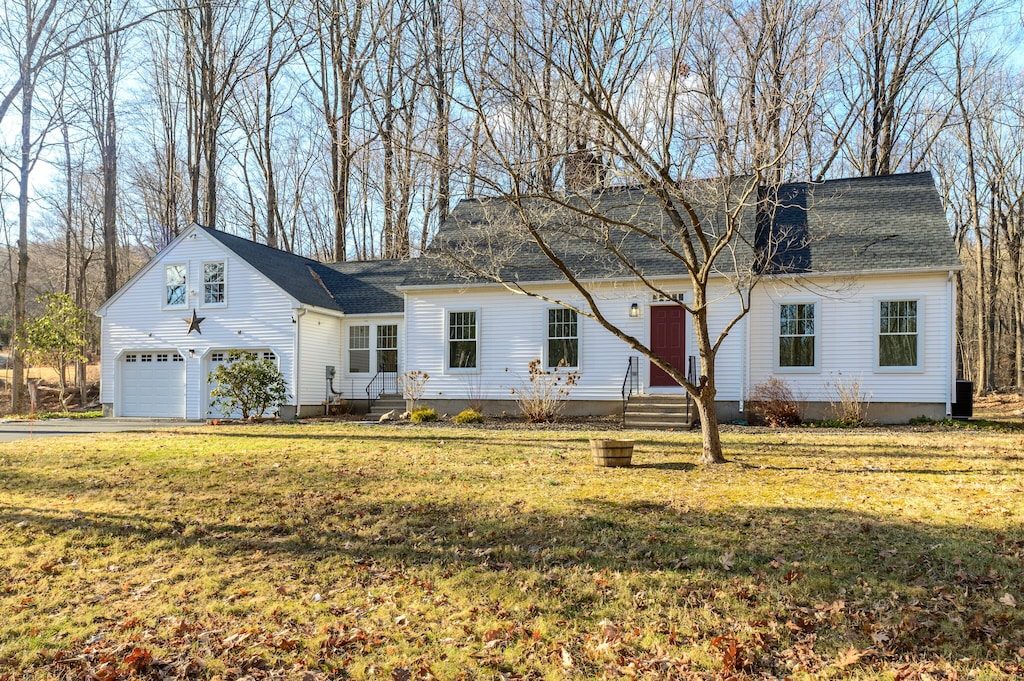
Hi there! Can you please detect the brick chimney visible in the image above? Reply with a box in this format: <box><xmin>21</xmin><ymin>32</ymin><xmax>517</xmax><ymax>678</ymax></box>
<box><xmin>564</xmin><ymin>147</ymin><xmax>606</xmax><ymax>193</ymax></box>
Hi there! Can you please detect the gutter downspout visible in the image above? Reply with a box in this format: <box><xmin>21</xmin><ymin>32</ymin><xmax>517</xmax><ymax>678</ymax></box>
<box><xmin>946</xmin><ymin>270</ymin><xmax>955</xmax><ymax>417</ymax></box>
<box><xmin>294</xmin><ymin>307</ymin><xmax>306</xmax><ymax>416</ymax></box>
<box><xmin>739</xmin><ymin>290</ymin><xmax>751</xmax><ymax>415</ymax></box>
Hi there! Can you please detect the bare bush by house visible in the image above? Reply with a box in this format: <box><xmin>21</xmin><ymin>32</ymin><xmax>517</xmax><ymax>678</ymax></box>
<box><xmin>825</xmin><ymin>371</ymin><xmax>872</xmax><ymax>426</ymax></box>
<box><xmin>509</xmin><ymin>359</ymin><xmax>579</xmax><ymax>423</ymax></box>
<box><xmin>749</xmin><ymin>377</ymin><xmax>802</xmax><ymax>427</ymax></box>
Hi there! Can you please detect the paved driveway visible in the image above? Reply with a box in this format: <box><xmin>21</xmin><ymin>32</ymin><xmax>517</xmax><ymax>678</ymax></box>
<box><xmin>0</xmin><ymin>418</ymin><xmax>201</xmax><ymax>443</ymax></box>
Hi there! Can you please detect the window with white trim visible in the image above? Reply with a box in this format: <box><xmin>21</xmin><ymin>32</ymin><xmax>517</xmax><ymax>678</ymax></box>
<box><xmin>779</xmin><ymin>303</ymin><xmax>815</xmax><ymax>368</ymax></box>
<box><xmin>203</xmin><ymin>262</ymin><xmax>225</xmax><ymax>304</ymax></box>
<box><xmin>879</xmin><ymin>300</ymin><xmax>918</xmax><ymax>367</ymax></box>
<box><xmin>377</xmin><ymin>324</ymin><xmax>398</xmax><ymax>371</ymax></box>
<box><xmin>448</xmin><ymin>311</ymin><xmax>477</xmax><ymax>370</ymax></box>
<box><xmin>165</xmin><ymin>265</ymin><xmax>187</xmax><ymax>306</ymax></box>
<box><xmin>547</xmin><ymin>308</ymin><xmax>578</xmax><ymax>368</ymax></box>
<box><xmin>349</xmin><ymin>325</ymin><xmax>370</xmax><ymax>373</ymax></box>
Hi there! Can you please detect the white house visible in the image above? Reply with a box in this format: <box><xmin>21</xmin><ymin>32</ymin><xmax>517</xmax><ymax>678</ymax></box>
<box><xmin>97</xmin><ymin>172</ymin><xmax>962</xmax><ymax>423</ymax></box>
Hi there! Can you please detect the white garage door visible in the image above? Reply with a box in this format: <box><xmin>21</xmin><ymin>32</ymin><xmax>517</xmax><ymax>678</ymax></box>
<box><xmin>120</xmin><ymin>352</ymin><xmax>186</xmax><ymax>417</ymax></box>
<box><xmin>206</xmin><ymin>350</ymin><xmax>277</xmax><ymax>419</ymax></box>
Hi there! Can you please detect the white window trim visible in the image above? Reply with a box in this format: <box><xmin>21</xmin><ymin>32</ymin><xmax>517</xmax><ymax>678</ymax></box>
<box><xmin>774</xmin><ymin>299</ymin><xmax>820</xmax><ymax>373</ymax></box>
<box><xmin>875</xmin><ymin>297</ymin><xmax>924</xmax><ymax>373</ymax></box>
<box><xmin>544</xmin><ymin>306</ymin><xmax>581</xmax><ymax>371</ymax></box>
<box><xmin>344</xmin><ymin>322</ymin><xmax>403</xmax><ymax>376</ymax></box>
<box><xmin>163</xmin><ymin>263</ymin><xmax>189</xmax><ymax>309</ymax></box>
<box><xmin>200</xmin><ymin>260</ymin><xmax>228</xmax><ymax>308</ymax></box>
<box><xmin>375</xmin><ymin>323</ymin><xmax>400</xmax><ymax>372</ymax></box>
<box><xmin>444</xmin><ymin>308</ymin><xmax>480</xmax><ymax>374</ymax></box>
<box><xmin>346</xmin><ymin>323</ymin><xmax>372</xmax><ymax>375</ymax></box>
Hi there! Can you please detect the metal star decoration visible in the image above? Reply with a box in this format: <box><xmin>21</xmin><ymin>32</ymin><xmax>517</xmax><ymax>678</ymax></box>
<box><xmin>184</xmin><ymin>309</ymin><xmax>206</xmax><ymax>335</ymax></box>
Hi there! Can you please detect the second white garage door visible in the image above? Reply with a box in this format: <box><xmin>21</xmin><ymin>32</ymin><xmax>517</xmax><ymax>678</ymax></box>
<box><xmin>120</xmin><ymin>351</ymin><xmax>186</xmax><ymax>417</ymax></box>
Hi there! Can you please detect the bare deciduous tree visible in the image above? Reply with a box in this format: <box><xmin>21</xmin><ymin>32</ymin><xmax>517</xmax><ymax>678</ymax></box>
<box><xmin>446</xmin><ymin>0</ymin><xmax>833</xmax><ymax>464</ymax></box>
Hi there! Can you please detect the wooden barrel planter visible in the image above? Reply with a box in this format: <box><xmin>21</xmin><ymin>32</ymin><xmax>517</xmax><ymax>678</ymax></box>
<box><xmin>590</xmin><ymin>439</ymin><xmax>634</xmax><ymax>467</ymax></box>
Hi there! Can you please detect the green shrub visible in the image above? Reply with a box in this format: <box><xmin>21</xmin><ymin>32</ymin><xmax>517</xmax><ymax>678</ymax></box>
<box><xmin>410</xmin><ymin>406</ymin><xmax>439</xmax><ymax>423</ymax></box>
<box><xmin>454</xmin><ymin>408</ymin><xmax>484</xmax><ymax>424</ymax></box>
<box><xmin>208</xmin><ymin>350</ymin><xmax>289</xmax><ymax>419</ymax></box>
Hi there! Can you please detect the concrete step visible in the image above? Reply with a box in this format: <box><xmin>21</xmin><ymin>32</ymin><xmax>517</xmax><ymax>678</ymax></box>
<box><xmin>368</xmin><ymin>394</ymin><xmax>406</xmax><ymax>419</ymax></box>
<box><xmin>623</xmin><ymin>394</ymin><xmax>694</xmax><ymax>430</ymax></box>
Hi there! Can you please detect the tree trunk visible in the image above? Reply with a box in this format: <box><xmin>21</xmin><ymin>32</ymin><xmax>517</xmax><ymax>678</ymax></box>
<box><xmin>11</xmin><ymin>79</ymin><xmax>33</xmax><ymax>414</ymax></box>
<box><xmin>694</xmin><ymin>391</ymin><xmax>726</xmax><ymax>464</ymax></box>
<box><xmin>102</xmin><ymin>34</ymin><xmax>119</xmax><ymax>298</ymax></box>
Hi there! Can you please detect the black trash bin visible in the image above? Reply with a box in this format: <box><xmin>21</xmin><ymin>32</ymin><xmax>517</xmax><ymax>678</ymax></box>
<box><xmin>952</xmin><ymin>380</ymin><xmax>973</xmax><ymax>420</ymax></box>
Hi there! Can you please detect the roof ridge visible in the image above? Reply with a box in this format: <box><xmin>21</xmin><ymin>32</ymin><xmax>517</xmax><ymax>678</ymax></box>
<box><xmin>197</xmin><ymin>225</ymin><xmax>321</xmax><ymax>265</ymax></box>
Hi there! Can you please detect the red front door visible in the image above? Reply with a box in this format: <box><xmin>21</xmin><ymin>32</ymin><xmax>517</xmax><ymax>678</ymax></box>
<box><xmin>650</xmin><ymin>305</ymin><xmax>686</xmax><ymax>386</ymax></box>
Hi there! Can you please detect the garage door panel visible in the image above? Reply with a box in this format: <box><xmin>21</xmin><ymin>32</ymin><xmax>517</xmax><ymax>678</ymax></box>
<box><xmin>121</xmin><ymin>352</ymin><xmax>185</xmax><ymax>417</ymax></box>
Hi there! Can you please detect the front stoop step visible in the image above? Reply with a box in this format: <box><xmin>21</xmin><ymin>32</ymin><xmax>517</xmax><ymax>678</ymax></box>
<box><xmin>623</xmin><ymin>394</ymin><xmax>694</xmax><ymax>430</ymax></box>
<box><xmin>368</xmin><ymin>394</ymin><xmax>406</xmax><ymax>420</ymax></box>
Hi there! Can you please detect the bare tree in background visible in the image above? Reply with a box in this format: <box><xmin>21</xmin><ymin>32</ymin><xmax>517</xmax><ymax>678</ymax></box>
<box><xmin>296</xmin><ymin>0</ymin><xmax>384</xmax><ymax>260</ymax></box>
<box><xmin>228</xmin><ymin>0</ymin><xmax>299</xmax><ymax>250</ymax></box>
<box><xmin>173</xmin><ymin>0</ymin><xmax>261</xmax><ymax>229</ymax></box>
<box><xmin>1</xmin><ymin>0</ymin><xmax>86</xmax><ymax>412</ymax></box>
<box><xmin>847</xmin><ymin>0</ymin><xmax>950</xmax><ymax>176</ymax></box>
<box><xmin>449</xmin><ymin>0</ymin><xmax>832</xmax><ymax>463</ymax></box>
<box><xmin>79</xmin><ymin>0</ymin><xmax>134</xmax><ymax>298</ymax></box>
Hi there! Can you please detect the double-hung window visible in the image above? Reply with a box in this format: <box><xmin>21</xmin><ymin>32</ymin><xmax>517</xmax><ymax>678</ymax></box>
<box><xmin>165</xmin><ymin>265</ymin><xmax>187</xmax><ymax>307</ymax></box>
<box><xmin>203</xmin><ymin>262</ymin><xmax>225</xmax><ymax>304</ymax></box>
<box><xmin>448</xmin><ymin>311</ymin><xmax>477</xmax><ymax>370</ymax></box>
<box><xmin>349</xmin><ymin>325</ymin><xmax>370</xmax><ymax>373</ymax></box>
<box><xmin>547</xmin><ymin>308</ymin><xmax>579</xmax><ymax>368</ymax></box>
<box><xmin>779</xmin><ymin>303</ymin><xmax>815</xmax><ymax>368</ymax></box>
<box><xmin>376</xmin><ymin>324</ymin><xmax>398</xmax><ymax>372</ymax></box>
<box><xmin>879</xmin><ymin>300</ymin><xmax>918</xmax><ymax>367</ymax></box>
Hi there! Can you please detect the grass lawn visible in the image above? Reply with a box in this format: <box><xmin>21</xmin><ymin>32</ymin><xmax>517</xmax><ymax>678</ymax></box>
<box><xmin>1</xmin><ymin>422</ymin><xmax>1022</xmax><ymax>680</ymax></box>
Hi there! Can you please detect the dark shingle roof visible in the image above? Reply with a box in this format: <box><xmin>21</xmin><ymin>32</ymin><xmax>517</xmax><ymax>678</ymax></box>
<box><xmin>318</xmin><ymin>259</ymin><xmax>411</xmax><ymax>314</ymax></box>
<box><xmin>407</xmin><ymin>171</ymin><xmax>960</xmax><ymax>286</ymax></box>
<box><xmin>764</xmin><ymin>172</ymin><xmax>960</xmax><ymax>273</ymax></box>
<box><xmin>199</xmin><ymin>226</ymin><xmax>408</xmax><ymax>314</ymax></box>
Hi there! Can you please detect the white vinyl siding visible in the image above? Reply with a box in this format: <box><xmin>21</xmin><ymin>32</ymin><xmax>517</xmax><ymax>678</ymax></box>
<box><xmin>404</xmin><ymin>282</ymin><xmax>665</xmax><ymax>402</ymax></box>
<box><xmin>100</xmin><ymin>228</ymin><xmax>298</xmax><ymax>419</ymax></box>
<box><xmin>748</xmin><ymin>273</ymin><xmax>951</xmax><ymax>403</ymax></box>
<box><xmin>297</xmin><ymin>311</ymin><xmax>343</xmax><ymax>407</ymax></box>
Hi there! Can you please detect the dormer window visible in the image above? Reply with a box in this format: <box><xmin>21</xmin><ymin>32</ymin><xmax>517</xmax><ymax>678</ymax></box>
<box><xmin>165</xmin><ymin>265</ymin><xmax>187</xmax><ymax>307</ymax></box>
<box><xmin>203</xmin><ymin>262</ymin><xmax>225</xmax><ymax>305</ymax></box>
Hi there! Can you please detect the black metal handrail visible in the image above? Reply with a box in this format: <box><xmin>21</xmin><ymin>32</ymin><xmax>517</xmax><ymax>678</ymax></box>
<box><xmin>365</xmin><ymin>369</ymin><xmax>398</xmax><ymax>411</ymax></box>
<box><xmin>620</xmin><ymin>355</ymin><xmax>639</xmax><ymax>420</ymax></box>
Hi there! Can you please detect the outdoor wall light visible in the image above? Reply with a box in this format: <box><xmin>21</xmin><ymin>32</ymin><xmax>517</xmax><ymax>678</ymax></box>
<box><xmin>188</xmin><ymin>349</ymin><xmax>196</xmax><ymax>357</ymax></box>
<box><xmin>629</xmin><ymin>303</ymin><xmax>640</xmax><ymax>318</ymax></box>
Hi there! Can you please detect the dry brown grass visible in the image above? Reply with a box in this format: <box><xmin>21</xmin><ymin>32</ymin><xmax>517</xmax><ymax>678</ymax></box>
<box><xmin>0</xmin><ymin>423</ymin><xmax>1021</xmax><ymax>679</ymax></box>
<box><xmin>0</xmin><ymin>363</ymin><xmax>100</xmax><ymax>385</ymax></box>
